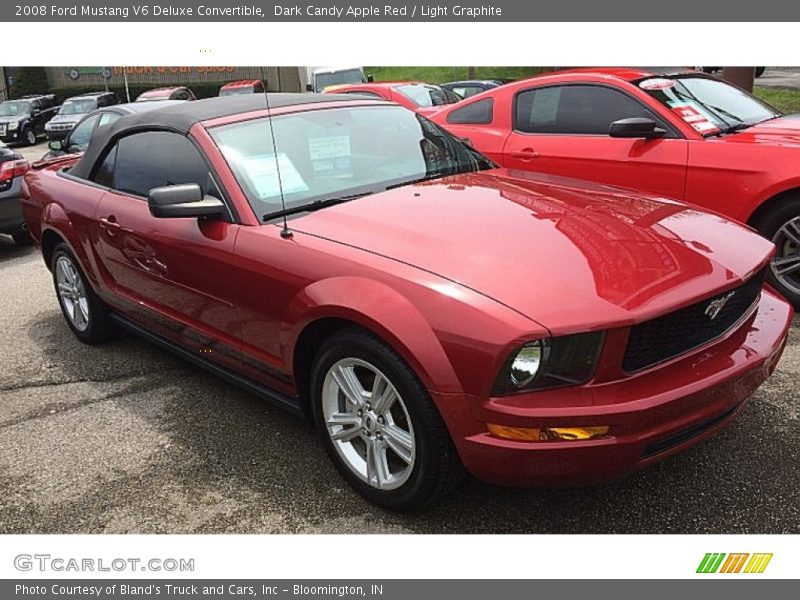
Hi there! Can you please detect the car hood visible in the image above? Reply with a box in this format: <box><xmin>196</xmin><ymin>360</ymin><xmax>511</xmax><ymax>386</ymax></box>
<box><xmin>291</xmin><ymin>169</ymin><xmax>773</xmax><ymax>333</ymax></box>
<box><xmin>48</xmin><ymin>113</ymin><xmax>84</xmax><ymax>125</ymax></box>
<box><xmin>722</xmin><ymin>114</ymin><xmax>800</xmax><ymax>147</ymax></box>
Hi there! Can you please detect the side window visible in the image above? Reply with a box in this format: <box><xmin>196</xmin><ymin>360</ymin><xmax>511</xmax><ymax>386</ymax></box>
<box><xmin>66</xmin><ymin>114</ymin><xmax>101</xmax><ymax>151</ymax></box>
<box><xmin>173</xmin><ymin>90</ymin><xmax>190</xmax><ymax>100</ymax></box>
<box><xmin>98</xmin><ymin>131</ymin><xmax>210</xmax><ymax>198</ymax></box>
<box><xmin>253</xmin><ymin>82</ymin><xmax>265</xmax><ymax>93</ymax></box>
<box><xmin>515</xmin><ymin>85</ymin><xmax>659</xmax><ymax>135</ymax></box>
<box><xmin>455</xmin><ymin>86</ymin><xmax>483</xmax><ymax>99</ymax></box>
<box><xmin>98</xmin><ymin>112</ymin><xmax>121</xmax><ymax>128</ymax></box>
<box><xmin>93</xmin><ymin>145</ymin><xmax>117</xmax><ymax>188</ymax></box>
<box><xmin>447</xmin><ymin>98</ymin><xmax>494</xmax><ymax>125</ymax></box>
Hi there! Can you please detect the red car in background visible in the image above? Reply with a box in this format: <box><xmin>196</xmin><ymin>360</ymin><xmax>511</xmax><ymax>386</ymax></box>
<box><xmin>430</xmin><ymin>68</ymin><xmax>800</xmax><ymax>306</ymax></box>
<box><xmin>136</xmin><ymin>86</ymin><xmax>197</xmax><ymax>102</ymax></box>
<box><xmin>21</xmin><ymin>94</ymin><xmax>791</xmax><ymax>508</ymax></box>
<box><xmin>324</xmin><ymin>82</ymin><xmax>460</xmax><ymax>115</ymax></box>
<box><xmin>219</xmin><ymin>80</ymin><xmax>265</xmax><ymax>96</ymax></box>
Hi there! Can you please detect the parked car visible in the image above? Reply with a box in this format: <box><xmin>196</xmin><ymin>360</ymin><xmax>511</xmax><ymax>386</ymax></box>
<box><xmin>136</xmin><ymin>86</ymin><xmax>196</xmax><ymax>102</ymax></box>
<box><xmin>305</xmin><ymin>66</ymin><xmax>370</xmax><ymax>93</ymax></box>
<box><xmin>44</xmin><ymin>91</ymin><xmax>118</xmax><ymax>141</ymax></box>
<box><xmin>324</xmin><ymin>82</ymin><xmax>460</xmax><ymax>115</ymax></box>
<box><xmin>22</xmin><ymin>94</ymin><xmax>792</xmax><ymax>508</ymax></box>
<box><xmin>430</xmin><ymin>67</ymin><xmax>800</xmax><ymax>307</ymax></box>
<box><xmin>0</xmin><ymin>141</ymin><xmax>31</xmax><ymax>244</ymax></box>
<box><xmin>0</xmin><ymin>94</ymin><xmax>59</xmax><ymax>146</ymax></box>
<box><xmin>42</xmin><ymin>100</ymin><xmax>186</xmax><ymax>160</ymax></box>
<box><xmin>219</xmin><ymin>80</ymin><xmax>265</xmax><ymax>96</ymax></box>
<box><xmin>441</xmin><ymin>79</ymin><xmax>506</xmax><ymax>99</ymax></box>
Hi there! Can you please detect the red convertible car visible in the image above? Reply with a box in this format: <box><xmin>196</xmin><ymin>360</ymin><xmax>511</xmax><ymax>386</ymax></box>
<box><xmin>429</xmin><ymin>68</ymin><xmax>800</xmax><ymax>307</ymax></box>
<box><xmin>21</xmin><ymin>94</ymin><xmax>791</xmax><ymax>508</ymax></box>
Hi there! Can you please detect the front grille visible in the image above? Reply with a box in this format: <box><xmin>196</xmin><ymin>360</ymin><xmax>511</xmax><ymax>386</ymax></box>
<box><xmin>642</xmin><ymin>404</ymin><xmax>739</xmax><ymax>457</ymax></box>
<box><xmin>622</xmin><ymin>269</ymin><xmax>765</xmax><ymax>373</ymax></box>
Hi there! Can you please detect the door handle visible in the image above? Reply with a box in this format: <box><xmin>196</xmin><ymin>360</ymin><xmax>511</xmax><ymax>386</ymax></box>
<box><xmin>509</xmin><ymin>148</ymin><xmax>540</xmax><ymax>161</ymax></box>
<box><xmin>99</xmin><ymin>216</ymin><xmax>122</xmax><ymax>236</ymax></box>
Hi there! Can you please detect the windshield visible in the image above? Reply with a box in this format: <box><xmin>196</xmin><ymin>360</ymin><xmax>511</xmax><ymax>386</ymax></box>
<box><xmin>639</xmin><ymin>75</ymin><xmax>782</xmax><ymax>135</ymax></box>
<box><xmin>314</xmin><ymin>69</ymin><xmax>365</xmax><ymax>92</ymax></box>
<box><xmin>0</xmin><ymin>101</ymin><xmax>31</xmax><ymax>117</ymax></box>
<box><xmin>59</xmin><ymin>98</ymin><xmax>98</xmax><ymax>115</ymax></box>
<box><xmin>394</xmin><ymin>84</ymin><xmax>459</xmax><ymax>107</ymax></box>
<box><xmin>209</xmin><ymin>105</ymin><xmax>493</xmax><ymax>220</ymax></box>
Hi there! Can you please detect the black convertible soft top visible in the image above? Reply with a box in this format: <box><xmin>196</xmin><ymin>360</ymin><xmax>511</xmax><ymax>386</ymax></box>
<box><xmin>68</xmin><ymin>93</ymin><xmax>384</xmax><ymax>180</ymax></box>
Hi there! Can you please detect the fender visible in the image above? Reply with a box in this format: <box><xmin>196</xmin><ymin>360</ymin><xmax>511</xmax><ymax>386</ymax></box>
<box><xmin>40</xmin><ymin>204</ymin><xmax>104</xmax><ymax>291</ymax></box>
<box><xmin>281</xmin><ymin>276</ymin><xmax>464</xmax><ymax>395</ymax></box>
<box><xmin>744</xmin><ymin>175</ymin><xmax>800</xmax><ymax>224</ymax></box>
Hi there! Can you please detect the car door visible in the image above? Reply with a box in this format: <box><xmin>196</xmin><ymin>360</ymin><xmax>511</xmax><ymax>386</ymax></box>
<box><xmin>92</xmin><ymin>130</ymin><xmax>244</xmax><ymax>368</ymax></box>
<box><xmin>503</xmin><ymin>83</ymin><xmax>689</xmax><ymax>200</ymax></box>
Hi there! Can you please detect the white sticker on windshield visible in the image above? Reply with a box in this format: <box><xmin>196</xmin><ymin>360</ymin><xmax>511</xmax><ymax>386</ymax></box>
<box><xmin>309</xmin><ymin>135</ymin><xmax>353</xmax><ymax>177</ymax></box>
<box><xmin>668</xmin><ymin>101</ymin><xmax>721</xmax><ymax>134</ymax></box>
<box><xmin>240</xmin><ymin>153</ymin><xmax>309</xmax><ymax>199</ymax></box>
<box><xmin>639</xmin><ymin>78</ymin><xmax>676</xmax><ymax>91</ymax></box>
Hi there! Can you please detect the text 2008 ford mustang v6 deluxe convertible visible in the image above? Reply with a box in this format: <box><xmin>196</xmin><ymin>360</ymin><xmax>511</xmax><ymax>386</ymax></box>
<box><xmin>22</xmin><ymin>94</ymin><xmax>792</xmax><ymax>508</ymax></box>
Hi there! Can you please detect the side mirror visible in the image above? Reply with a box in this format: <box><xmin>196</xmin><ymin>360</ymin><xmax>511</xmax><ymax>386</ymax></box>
<box><xmin>48</xmin><ymin>140</ymin><xmax>62</xmax><ymax>152</ymax></box>
<box><xmin>609</xmin><ymin>118</ymin><xmax>666</xmax><ymax>139</ymax></box>
<box><xmin>148</xmin><ymin>184</ymin><xmax>226</xmax><ymax>219</ymax></box>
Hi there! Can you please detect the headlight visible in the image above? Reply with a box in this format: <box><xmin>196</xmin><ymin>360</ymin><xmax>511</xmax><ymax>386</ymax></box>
<box><xmin>8</xmin><ymin>122</ymin><xmax>19</xmax><ymax>130</ymax></box>
<box><xmin>509</xmin><ymin>341</ymin><xmax>546</xmax><ymax>387</ymax></box>
<box><xmin>493</xmin><ymin>332</ymin><xmax>604</xmax><ymax>395</ymax></box>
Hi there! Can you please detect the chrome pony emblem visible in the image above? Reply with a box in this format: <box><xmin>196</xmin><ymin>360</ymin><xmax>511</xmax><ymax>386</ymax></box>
<box><xmin>705</xmin><ymin>291</ymin><xmax>736</xmax><ymax>320</ymax></box>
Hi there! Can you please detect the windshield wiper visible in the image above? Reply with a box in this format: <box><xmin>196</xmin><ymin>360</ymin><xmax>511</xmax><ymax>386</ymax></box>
<box><xmin>262</xmin><ymin>192</ymin><xmax>370</xmax><ymax>223</ymax></box>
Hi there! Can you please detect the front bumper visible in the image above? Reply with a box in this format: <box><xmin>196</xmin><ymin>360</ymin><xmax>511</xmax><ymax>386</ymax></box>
<box><xmin>0</xmin><ymin>126</ymin><xmax>21</xmax><ymax>144</ymax></box>
<box><xmin>440</xmin><ymin>288</ymin><xmax>792</xmax><ymax>486</ymax></box>
<box><xmin>45</xmin><ymin>126</ymin><xmax>72</xmax><ymax>141</ymax></box>
<box><xmin>0</xmin><ymin>177</ymin><xmax>25</xmax><ymax>233</ymax></box>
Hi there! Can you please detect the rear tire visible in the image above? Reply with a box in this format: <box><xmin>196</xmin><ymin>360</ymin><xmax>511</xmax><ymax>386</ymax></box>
<box><xmin>754</xmin><ymin>196</ymin><xmax>800</xmax><ymax>308</ymax></box>
<box><xmin>50</xmin><ymin>243</ymin><xmax>116</xmax><ymax>344</ymax></box>
<box><xmin>310</xmin><ymin>328</ymin><xmax>464</xmax><ymax>510</ymax></box>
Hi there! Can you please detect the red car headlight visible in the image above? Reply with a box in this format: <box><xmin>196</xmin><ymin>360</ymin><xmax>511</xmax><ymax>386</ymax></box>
<box><xmin>492</xmin><ymin>332</ymin><xmax>604</xmax><ymax>395</ymax></box>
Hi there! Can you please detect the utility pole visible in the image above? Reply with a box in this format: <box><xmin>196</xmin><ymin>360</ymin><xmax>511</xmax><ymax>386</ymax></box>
<box><xmin>721</xmin><ymin>67</ymin><xmax>756</xmax><ymax>92</ymax></box>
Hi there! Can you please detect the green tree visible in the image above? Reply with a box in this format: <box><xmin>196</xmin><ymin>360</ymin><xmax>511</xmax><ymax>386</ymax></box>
<box><xmin>10</xmin><ymin>67</ymin><xmax>49</xmax><ymax>98</ymax></box>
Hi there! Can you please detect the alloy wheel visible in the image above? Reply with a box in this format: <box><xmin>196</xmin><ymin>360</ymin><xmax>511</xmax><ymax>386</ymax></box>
<box><xmin>25</xmin><ymin>129</ymin><xmax>36</xmax><ymax>145</ymax></box>
<box><xmin>55</xmin><ymin>255</ymin><xmax>90</xmax><ymax>332</ymax></box>
<box><xmin>321</xmin><ymin>358</ymin><xmax>416</xmax><ymax>491</ymax></box>
<box><xmin>771</xmin><ymin>216</ymin><xmax>800</xmax><ymax>296</ymax></box>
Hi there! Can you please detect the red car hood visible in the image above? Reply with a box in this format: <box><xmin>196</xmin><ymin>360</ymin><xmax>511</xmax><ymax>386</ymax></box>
<box><xmin>723</xmin><ymin>114</ymin><xmax>800</xmax><ymax>147</ymax></box>
<box><xmin>292</xmin><ymin>169</ymin><xmax>773</xmax><ymax>333</ymax></box>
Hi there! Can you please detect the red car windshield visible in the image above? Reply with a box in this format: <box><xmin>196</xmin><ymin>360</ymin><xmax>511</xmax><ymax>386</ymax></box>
<box><xmin>394</xmin><ymin>84</ymin><xmax>460</xmax><ymax>107</ymax></box>
<box><xmin>209</xmin><ymin>105</ymin><xmax>492</xmax><ymax>220</ymax></box>
<box><xmin>638</xmin><ymin>75</ymin><xmax>782</xmax><ymax>136</ymax></box>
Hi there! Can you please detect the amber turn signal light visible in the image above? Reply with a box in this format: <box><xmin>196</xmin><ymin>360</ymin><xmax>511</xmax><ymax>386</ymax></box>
<box><xmin>487</xmin><ymin>424</ymin><xmax>610</xmax><ymax>442</ymax></box>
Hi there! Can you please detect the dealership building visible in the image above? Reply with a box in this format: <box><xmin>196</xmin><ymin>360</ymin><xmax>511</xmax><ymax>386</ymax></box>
<box><xmin>2</xmin><ymin>66</ymin><xmax>305</xmax><ymax>101</ymax></box>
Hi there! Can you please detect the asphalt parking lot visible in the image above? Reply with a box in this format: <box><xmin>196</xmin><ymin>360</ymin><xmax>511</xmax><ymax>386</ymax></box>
<box><xmin>1</xmin><ymin>137</ymin><xmax>799</xmax><ymax>534</ymax></box>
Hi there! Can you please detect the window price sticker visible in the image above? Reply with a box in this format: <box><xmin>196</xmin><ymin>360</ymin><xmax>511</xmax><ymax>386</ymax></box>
<box><xmin>309</xmin><ymin>135</ymin><xmax>353</xmax><ymax>177</ymax></box>
<box><xmin>240</xmin><ymin>153</ymin><xmax>309</xmax><ymax>199</ymax></box>
<box><xmin>668</xmin><ymin>101</ymin><xmax>720</xmax><ymax>134</ymax></box>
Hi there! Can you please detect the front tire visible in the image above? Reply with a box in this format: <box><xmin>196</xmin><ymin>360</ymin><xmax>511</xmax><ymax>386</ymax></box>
<box><xmin>23</xmin><ymin>127</ymin><xmax>37</xmax><ymax>146</ymax></box>
<box><xmin>51</xmin><ymin>243</ymin><xmax>116</xmax><ymax>344</ymax></box>
<box><xmin>755</xmin><ymin>196</ymin><xmax>800</xmax><ymax>308</ymax></box>
<box><xmin>311</xmin><ymin>328</ymin><xmax>464</xmax><ymax>510</ymax></box>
